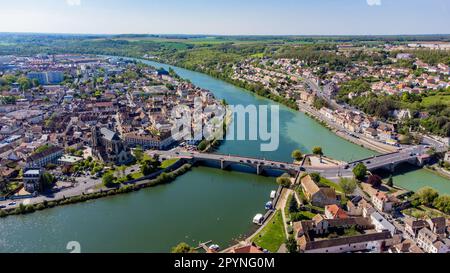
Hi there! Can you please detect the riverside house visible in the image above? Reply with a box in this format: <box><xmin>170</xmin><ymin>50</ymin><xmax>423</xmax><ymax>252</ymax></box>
<box><xmin>300</xmin><ymin>175</ymin><xmax>337</xmax><ymax>207</ymax></box>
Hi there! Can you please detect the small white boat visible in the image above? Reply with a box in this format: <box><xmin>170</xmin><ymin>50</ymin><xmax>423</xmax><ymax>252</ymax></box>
<box><xmin>253</xmin><ymin>214</ymin><xmax>264</xmax><ymax>225</ymax></box>
<box><xmin>270</xmin><ymin>190</ymin><xmax>277</xmax><ymax>199</ymax></box>
<box><xmin>265</xmin><ymin>201</ymin><xmax>273</xmax><ymax>210</ymax></box>
<box><xmin>209</xmin><ymin>244</ymin><xmax>220</xmax><ymax>251</ymax></box>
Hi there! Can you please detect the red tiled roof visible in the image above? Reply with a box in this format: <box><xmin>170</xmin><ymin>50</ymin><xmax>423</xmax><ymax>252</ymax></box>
<box><xmin>325</xmin><ymin>204</ymin><xmax>349</xmax><ymax>219</ymax></box>
<box><xmin>233</xmin><ymin>244</ymin><xmax>264</xmax><ymax>254</ymax></box>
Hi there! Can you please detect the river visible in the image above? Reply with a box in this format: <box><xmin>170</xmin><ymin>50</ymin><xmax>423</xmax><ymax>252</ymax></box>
<box><xmin>0</xmin><ymin>59</ymin><xmax>449</xmax><ymax>253</ymax></box>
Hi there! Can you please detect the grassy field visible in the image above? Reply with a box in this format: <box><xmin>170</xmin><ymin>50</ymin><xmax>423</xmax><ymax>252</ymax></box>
<box><xmin>422</xmin><ymin>94</ymin><xmax>450</xmax><ymax>107</ymax></box>
<box><xmin>130</xmin><ymin>172</ymin><xmax>144</xmax><ymax>180</ymax></box>
<box><xmin>252</xmin><ymin>211</ymin><xmax>286</xmax><ymax>253</ymax></box>
<box><xmin>320</xmin><ymin>177</ymin><xmax>344</xmax><ymax>193</ymax></box>
<box><xmin>161</xmin><ymin>158</ymin><xmax>180</xmax><ymax>169</ymax></box>
<box><xmin>403</xmin><ymin>206</ymin><xmax>449</xmax><ymax>219</ymax></box>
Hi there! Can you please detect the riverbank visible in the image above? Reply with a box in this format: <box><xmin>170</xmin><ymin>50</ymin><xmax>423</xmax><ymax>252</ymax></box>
<box><xmin>297</xmin><ymin>103</ymin><xmax>398</xmax><ymax>154</ymax></box>
<box><xmin>2</xmin><ymin>56</ymin><xmax>449</xmax><ymax>253</ymax></box>
<box><xmin>150</xmin><ymin>57</ymin><xmax>397</xmax><ymax>155</ymax></box>
<box><xmin>0</xmin><ymin>163</ymin><xmax>192</xmax><ymax>219</ymax></box>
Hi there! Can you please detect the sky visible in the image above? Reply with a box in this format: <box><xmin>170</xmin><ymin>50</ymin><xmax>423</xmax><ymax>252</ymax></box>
<box><xmin>0</xmin><ymin>0</ymin><xmax>449</xmax><ymax>35</ymax></box>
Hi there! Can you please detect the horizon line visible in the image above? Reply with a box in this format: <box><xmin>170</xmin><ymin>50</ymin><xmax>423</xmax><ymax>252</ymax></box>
<box><xmin>1</xmin><ymin>31</ymin><xmax>450</xmax><ymax>38</ymax></box>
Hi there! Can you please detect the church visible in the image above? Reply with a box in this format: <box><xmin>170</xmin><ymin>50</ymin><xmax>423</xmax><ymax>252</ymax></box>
<box><xmin>91</xmin><ymin>126</ymin><xmax>132</xmax><ymax>165</ymax></box>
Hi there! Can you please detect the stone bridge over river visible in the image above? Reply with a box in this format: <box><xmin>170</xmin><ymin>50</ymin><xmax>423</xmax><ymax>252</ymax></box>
<box><xmin>150</xmin><ymin>145</ymin><xmax>431</xmax><ymax>179</ymax></box>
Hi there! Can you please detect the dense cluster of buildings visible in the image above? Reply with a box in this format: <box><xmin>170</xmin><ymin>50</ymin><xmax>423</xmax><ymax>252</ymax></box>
<box><xmin>231</xmin><ymin>50</ymin><xmax>449</xmax><ymax>148</ymax></box>
<box><xmin>0</xmin><ymin>54</ymin><xmax>223</xmax><ymax>195</ymax></box>
<box><xmin>287</xmin><ymin>174</ymin><xmax>450</xmax><ymax>253</ymax></box>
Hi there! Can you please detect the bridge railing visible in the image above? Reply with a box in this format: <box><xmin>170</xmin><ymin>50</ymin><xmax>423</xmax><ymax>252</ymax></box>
<box><xmin>348</xmin><ymin>151</ymin><xmax>406</xmax><ymax>165</ymax></box>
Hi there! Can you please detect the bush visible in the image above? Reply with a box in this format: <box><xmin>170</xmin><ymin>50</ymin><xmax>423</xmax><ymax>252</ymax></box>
<box><xmin>339</xmin><ymin>178</ymin><xmax>357</xmax><ymax>195</ymax></box>
<box><xmin>285</xmin><ymin>237</ymin><xmax>298</xmax><ymax>253</ymax></box>
<box><xmin>353</xmin><ymin>163</ymin><xmax>367</xmax><ymax>181</ymax></box>
<box><xmin>312</xmin><ymin>147</ymin><xmax>323</xmax><ymax>156</ymax></box>
<box><xmin>433</xmin><ymin>195</ymin><xmax>450</xmax><ymax>214</ymax></box>
<box><xmin>288</xmin><ymin>195</ymin><xmax>299</xmax><ymax>213</ymax></box>
<box><xmin>291</xmin><ymin>150</ymin><xmax>303</xmax><ymax>161</ymax></box>
<box><xmin>25</xmin><ymin>205</ymin><xmax>35</xmax><ymax>213</ymax></box>
<box><xmin>102</xmin><ymin>172</ymin><xmax>116</xmax><ymax>188</ymax></box>
<box><xmin>415</xmin><ymin>187</ymin><xmax>439</xmax><ymax>207</ymax></box>
<box><xmin>367</xmin><ymin>175</ymin><xmax>382</xmax><ymax>188</ymax></box>
<box><xmin>277</xmin><ymin>177</ymin><xmax>291</xmax><ymax>188</ymax></box>
<box><xmin>310</xmin><ymin>173</ymin><xmax>321</xmax><ymax>183</ymax></box>
<box><xmin>286</xmin><ymin>226</ymin><xmax>293</xmax><ymax>235</ymax></box>
<box><xmin>171</xmin><ymin>242</ymin><xmax>196</xmax><ymax>253</ymax></box>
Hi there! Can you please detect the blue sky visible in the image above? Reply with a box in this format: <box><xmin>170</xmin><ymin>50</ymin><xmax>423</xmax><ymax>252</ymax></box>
<box><xmin>0</xmin><ymin>0</ymin><xmax>448</xmax><ymax>35</ymax></box>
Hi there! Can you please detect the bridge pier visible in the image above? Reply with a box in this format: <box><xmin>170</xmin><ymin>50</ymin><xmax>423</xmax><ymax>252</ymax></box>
<box><xmin>256</xmin><ymin>164</ymin><xmax>263</xmax><ymax>176</ymax></box>
<box><xmin>389</xmin><ymin>163</ymin><xmax>396</xmax><ymax>173</ymax></box>
<box><xmin>220</xmin><ymin>160</ymin><xmax>230</xmax><ymax>170</ymax></box>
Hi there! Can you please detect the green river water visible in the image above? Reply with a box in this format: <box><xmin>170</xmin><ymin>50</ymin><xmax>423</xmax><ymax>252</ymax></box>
<box><xmin>0</xmin><ymin>59</ymin><xmax>448</xmax><ymax>253</ymax></box>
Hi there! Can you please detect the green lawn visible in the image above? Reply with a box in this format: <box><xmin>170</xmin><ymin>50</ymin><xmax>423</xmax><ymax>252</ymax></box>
<box><xmin>161</xmin><ymin>158</ymin><xmax>180</xmax><ymax>169</ymax></box>
<box><xmin>422</xmin><ymin>94</ymin><xmax>450</xmax><ymax>107</ymax></box>
<box><xmin>326</xmin><ymin>227</ymin><xmax>362</xmax><ymax>239</ymax></box>
<box><xmin>252</xmin><ymin>211</ymin><xmax>286</xmax><ymax>253</ymax></box>
<box><xmin>131</xmin><ymin>172</ymin><xmax>144</xmax><ymax>180</ymax></box>
<box><xmin>305</xmin><ymin>204</ymin><xmax>325</xmax><ymax>213</ymax></box>
<box><xmin>403</xmin><ymin>206</ymin><xmax>449</xmax><ymax>219</ymax></box>
<box><xmin>319</xmin><ymin>177</ymin><xmax>344</xmax><ymax>193</ymax></box>
<box><xmin>291</xmin><ymin>211</ymin><xmax>316</xmax><ymax>222</ymax></box>
<box><xmin>250</xmin><ymin>53</ymin><xmax>265</xmax><ymax>58</ymax></box>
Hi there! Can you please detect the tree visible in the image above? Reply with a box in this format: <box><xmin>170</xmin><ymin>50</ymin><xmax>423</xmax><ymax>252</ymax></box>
<box><xmin>415</xmin><ymin>187</ymin><xmax>439</xmax><ymax>207</ymax></box>
<box><xmin>312</xmin><ymin>146</ymin><xmax>323</xmax><ymax>156</ymax></box>
<box><xmin>433</xmin><ymin>195</ymin><xmax>450</xmax><ymax>214</ymax></box>
<box><xmin>140</xmin><ymin>158</ymin><xmax>160</xmax><ymax>176</ymax></box>
<box><xmin>0</xmin><ymin>177</ymin><xmax>6</xmax><ymax>193</ymax></box>
<box><xmin>353</xmin><ymin>163</ymin><xmax>367</xmax><ymax>181</ymax></box>
<box><xmin>134</xmin><ymin>146</ymin><xmax>144</xmax><ymax>162</ymax></box>
<box><xmin>310</xmin><ymin>173</ymin><xmax>321</xmax><ymax>184</ymax></box>
<box><xmin>288</xmin><ymin>195</ymin><xmax>299</xmax><ymax>213</ymax></box>
<box><xmin>41</xmin><ymin>173</ymin><xmax>56</xmax><ymax>190</ymax></box>
<box><xmin>277</xmin><ymin>175</ymin><xmax>291</xmax><ymax>188</ymax></box>
<box><xmin>339</xmin><ymin>178</ymin><xmax>357</xmax><ymax>195</ymax></box>
<box><xmin>117</xmin><ymin>166</ymin><xmax>126</xmax><ymax>178</ymax></box>
<box><xmin>140</xmin><ymin>160</ymin><xmax>153</xmax><ymax>176</ymax></box>
<box><xmin>291</xmin><ymin>150</ymin><xmax>303</xmax><ymax>161</ymax></box>
<box><xmin>171</xmin><ymin>242</ymin><xmax>195</xmax><ymax>253</ymax></box>
<box><xmin>31</xmin><ymin>78</ymin><xmax>40</xmax><ymax>87</ymax></box>
<box><xmin>197</xmin><ymin>140</ymin><xmax>208</xmax><ymax>151</ymax></box>
<box><xmin>285</xmin><ymin>237</ymin><xmax>298</xmax><ymax>253</ymax></box>
<box><xmin>17</xmin><ymin>77</ymin><xmax>31</xmax><ymax>91</ymax></box>
<box><xmin>387</xmin><ymin>175</ymin><xmax>394</xmax><ymax>187</ymax></box>
<box><xmin>102</xmin><ymin>173</ymin><xmax>116</xmax><ymax>188</ymax></box>
<box><xmin>367</xmin><ymin>175</ymin><xmax>382</xmax><ymax>188</ymax></box>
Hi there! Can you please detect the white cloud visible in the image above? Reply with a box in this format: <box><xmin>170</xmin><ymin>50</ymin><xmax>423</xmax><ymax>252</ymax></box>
<box><xmin>367</xmin><ymin>0</ymin><xmax>382</xmax><ymax>6</ymax></box>
<box><xmin>66</xmin><ymin>0</ymin><xmax>81</xmax><ymax>6</ymax></box>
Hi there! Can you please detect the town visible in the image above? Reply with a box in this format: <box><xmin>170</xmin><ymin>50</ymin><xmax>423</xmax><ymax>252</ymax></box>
<box><xmin>230</xmin><ymin>43</ymin><xmax>449</xmax><ymax>154</ymax></box>
<box><xmin>1</xmin><ymin>48</ymin><xmax>450</xmax><ymax>254</ymax></box>
<box><xmin>0</xmin><ymin>54</ymin><xmax>225</xmax><ymax>212</ymax></box>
